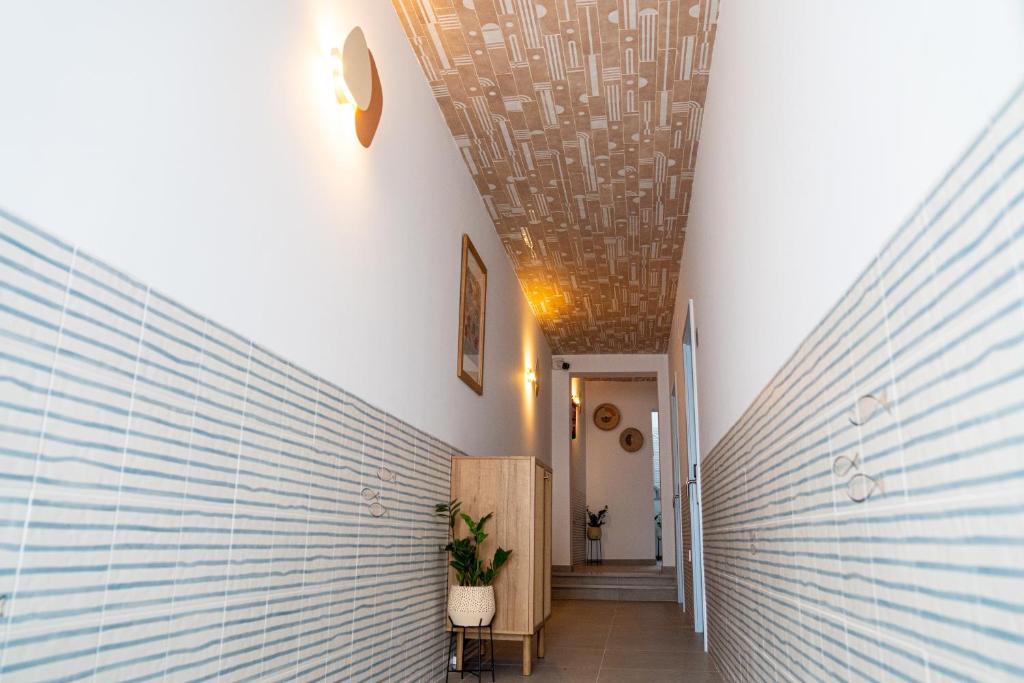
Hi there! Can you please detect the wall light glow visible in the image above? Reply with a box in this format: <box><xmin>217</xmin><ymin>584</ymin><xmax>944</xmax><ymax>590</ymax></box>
<box><xmin>526</xmin><ymin>366</ymin><xmax>538</xmax><ymax>396</ymax></box>
<box><xmin>329</xmin><ymin>49</ymin><xmax>358</xmax><ymax>107</ymax></box>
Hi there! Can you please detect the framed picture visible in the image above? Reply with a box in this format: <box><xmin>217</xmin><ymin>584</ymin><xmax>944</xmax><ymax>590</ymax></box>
<box><xmin>457</xmin><ymin>234</ymin><xmax>487</xmax><ymax>394</ymax></box>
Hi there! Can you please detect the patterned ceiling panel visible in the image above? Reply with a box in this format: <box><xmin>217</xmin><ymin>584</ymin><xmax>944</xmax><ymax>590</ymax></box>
<box><xmin>392</xmin><ymin>0</ymin><xmax>719</xmax><ymax>353</ymax></box>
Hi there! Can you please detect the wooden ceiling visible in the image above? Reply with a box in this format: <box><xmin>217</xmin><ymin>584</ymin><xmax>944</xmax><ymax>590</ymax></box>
<box><xmin>393</xmin><ymin>0</ymin><xmax>719</xmax><ymax>353</ymax></box>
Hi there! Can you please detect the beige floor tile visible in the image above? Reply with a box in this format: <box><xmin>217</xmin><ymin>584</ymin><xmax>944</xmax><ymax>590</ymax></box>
<box><xmin>483</xmin><ymin>599</ymin><xmax>714</xmax><ymax>682</ymax></box>
<box><xmin>493</xmin><ymin>663</ymin><xmax>600</xmax><ymax>682</ymax></box>
<box><xmin>539</xmin><ymin>647</ymin><xmax>606</xmax><ymax>668</ymax></box>
<box><xmin>596</xmin><ymin>669</ymin><xmax>724</xmax><ymax>683</ymax></box>
<box><xmin>600</xmin><ymin>649</ymin><xmax>716</xmax><ymax>672</ymax></box>
<box><xmin>546</xmin><ymin>630</ymin><xmax>612</xmax><ymax>649</ymax></box>
<box><xmin>606</xmin><ymin>628</ymin><xmax>703</xmax><ymax>652</ymax></box>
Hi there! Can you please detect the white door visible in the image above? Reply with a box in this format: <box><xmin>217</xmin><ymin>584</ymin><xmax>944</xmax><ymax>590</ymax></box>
<box><xmin>682</xmin><ymin>300</ymin><xmax>708</xmax><ymax>648</ymax></box>
<box><xmin>669</xmin><ymin>382</ymin><xmax>685</xmax><ymax>604</ymax></box>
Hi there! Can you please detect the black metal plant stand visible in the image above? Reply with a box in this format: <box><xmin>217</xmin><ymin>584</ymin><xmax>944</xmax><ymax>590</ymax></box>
<box><xmin>446</xmin><ymin>616</ymin><xmax>495</xmax><ymax>682</ymax></box>
<box><xmin>586</xmin><ymin>535</ymin><xmax>603</xmax><ymax>564</ymax></box>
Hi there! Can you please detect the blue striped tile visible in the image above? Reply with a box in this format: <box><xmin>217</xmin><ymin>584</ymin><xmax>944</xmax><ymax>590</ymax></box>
<box><xmin>0</xmin><ymin>210</ymin><xmax>449</xmax><ymax>680</ymax></box>
<box><xmin>701</xmin><ymin>83</ymin><xmax>1024</xmax><ymax>682</ymax></box>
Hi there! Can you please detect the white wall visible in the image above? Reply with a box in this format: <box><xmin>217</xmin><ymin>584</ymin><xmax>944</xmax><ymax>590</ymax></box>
<box><xmin>668</xmin><ymin>0</ymin><xmax>1024</xmax><ymax>455</ymax></box>
<box><xmin>550</xmin><ymin>354</ymin><xmax>674</xmax><ymax>569</ymax></box>
<box><xmin>584</xmin><ymin>380</ymin><xmax>659</xmax><ymax>560</ymax></box>
<box><xmin>568</xmin><ymin>377</ymin><xmax>587</xmax><ymax>565</ymax></box>
<box><xmin>0</xmin><ymin>0</ymin><xmax>551</xmax><ymax>461</ymax></box>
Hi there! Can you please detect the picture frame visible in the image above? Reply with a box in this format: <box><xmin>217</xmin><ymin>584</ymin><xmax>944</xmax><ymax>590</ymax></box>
<box><xmin>457</xmin><ymin>234</ymin><xmax>487</xmax><ymax>394</ymax></box>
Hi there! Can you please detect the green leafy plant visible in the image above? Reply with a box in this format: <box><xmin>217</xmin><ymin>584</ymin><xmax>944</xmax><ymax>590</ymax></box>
<box><xmin>587</xmin><ymin>505</ymin><xmax>608</xmax><ymax>528</ymax></box>
<box><xmin>435</xmin><ymin>499</ymin><xmax>512</xmax><ymax>587</ymax></box>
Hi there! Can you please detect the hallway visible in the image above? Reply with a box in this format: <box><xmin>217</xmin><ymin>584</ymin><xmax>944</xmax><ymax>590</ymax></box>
<box><xmin>0</xmin><ymin>1</ymin><xmax>1022</xmax><ymax>681</ymax></box>
<box><xmin>490</xmin><ymin>601</ymin><xmax>720</xmax><ymax>683</ymax></box>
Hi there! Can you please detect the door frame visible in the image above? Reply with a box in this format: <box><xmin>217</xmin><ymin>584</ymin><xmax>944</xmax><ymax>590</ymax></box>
<box><xmin>669</xmin><ymin>380</ymin><xmax>685</xmax><ymax>605</ymax></box>
<box><xmin>682</xmin><ymin>299</ymin><xmax>708</xmax><ymax>648</ymax></box>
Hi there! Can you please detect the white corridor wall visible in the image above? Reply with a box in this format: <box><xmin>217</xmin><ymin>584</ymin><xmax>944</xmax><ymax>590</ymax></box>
<box><xmin>667</xmin><ymin>0</ymin><xmax>1024</xmax><ymax>454</ymax></box>
<box><xmin>0</xmin><ymin>0</ymin><xmax>551</xmax><ymax>462</ymax></box>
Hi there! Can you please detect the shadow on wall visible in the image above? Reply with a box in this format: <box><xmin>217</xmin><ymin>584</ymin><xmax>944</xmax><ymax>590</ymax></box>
<box><xmin>699</xmin><ymin>84</ymin><xmax>1024</xmax><ymax>682</ymax></box>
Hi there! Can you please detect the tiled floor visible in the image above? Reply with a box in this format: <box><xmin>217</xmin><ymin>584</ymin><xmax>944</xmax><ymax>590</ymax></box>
<box><xmin>484</xmin><ymin>600</ymin><xmax>723</xmax><ymax>682</ymax></box>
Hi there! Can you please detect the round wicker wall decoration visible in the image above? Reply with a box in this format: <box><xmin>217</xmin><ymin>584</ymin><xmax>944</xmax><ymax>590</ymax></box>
<box><xmin>593</xmin><ymin>403</ymin><xmax>621</xmax><ymax>430</ymax></box>
<box><xmin>620</xmin><ymin>427</ymin><xmax>644</xmax><ymax>452</ymax></box>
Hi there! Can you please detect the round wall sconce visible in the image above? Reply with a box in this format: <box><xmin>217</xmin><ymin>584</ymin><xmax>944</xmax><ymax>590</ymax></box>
<box><xmin>331</xmin><ymin>28</ymin><xmax>371</xmax><ymax>108</ymax></box>
<box><xmin>329</xmin><ymin>27</ymin><xmax>383</xmax><ymax>148</ymax></box>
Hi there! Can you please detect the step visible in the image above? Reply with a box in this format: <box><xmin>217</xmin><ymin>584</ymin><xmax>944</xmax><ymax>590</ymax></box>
<box><xmin>551</xmin><ymin>583</ymin><xmax>678</xmax><ymax>602</ymax></box>
<box><xmin>551</xmin><ymin>572</ymin><xmax>675</xmax><ymax>588</ymax></box>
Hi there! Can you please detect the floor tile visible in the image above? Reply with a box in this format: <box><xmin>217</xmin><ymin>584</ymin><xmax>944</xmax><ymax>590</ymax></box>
<box><xmin>596</xmin><ymin>669</ymin><xmax>724</xmax><ymax>682</ymax></box>
<box><xmin>546</xmin><ymin>630</ymin><xmax>611</xmax><ymax>649</ymax></box>
<box><xmin>485</xmin><ymin>600</ymin><xmax>713</xmax><ymax>682</ymax></box>
<box><xmin>600</xmin><ymin>649</ymin><xmax>716</xmax><ymax>672</ymax></box>
<box><xmin>494</xmin><ymin>663</ymin><xmax>599</xmax><ymax>682</ymax></box>
<box><xmin>606</xmin><ymin>627</ymin><xmax>703</xmax><ymax>651</ymax></box>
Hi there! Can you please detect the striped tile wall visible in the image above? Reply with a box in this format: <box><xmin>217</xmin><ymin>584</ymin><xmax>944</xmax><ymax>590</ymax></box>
<box><xmin>570</xmin><ymin>485</ymin><xmax>586</xmax><ymax>566</ymax></box>
<box><xmin>701</xmin><ymin>83</ymin><xmax>1024</xmax><ymax>682</ymax></box>
<box><xmin>682</xmin><ymin>459</ymin><xmax>694</xmax><ymax>629</ymax></box>
<box><xmin>0</xmin><ymin>212</ymin><xmax>454</xmax><ymax>681</ymax></box>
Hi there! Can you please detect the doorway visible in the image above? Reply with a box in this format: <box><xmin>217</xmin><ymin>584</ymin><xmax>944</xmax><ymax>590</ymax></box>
<box><xmin>682</xmin><ymin>300</ymin><xmax>708</xmax><ymax>647</ymax></box>
<box><xmin>651</xmin><ymin>411</ymin><xmax>662</xmax><ymax>562</ymax></box>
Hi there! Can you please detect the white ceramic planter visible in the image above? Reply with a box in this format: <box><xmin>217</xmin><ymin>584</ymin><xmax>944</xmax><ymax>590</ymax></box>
<box><xmin>447</xmin><ymin>585</ymin><xmax>495</xmax><ymax>627</ymax></box>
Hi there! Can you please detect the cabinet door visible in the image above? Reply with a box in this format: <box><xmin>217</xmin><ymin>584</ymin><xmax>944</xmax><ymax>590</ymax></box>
<box><xmin>544</xmin><ymin>469</ymin><xmax>552</xmax><ymax>620</ymax></box>
<box><xmin>452</xmin><ymin>457</ymin><xmax>533</xmax><ymax>635</ymax></box>
<box><xmin>533</xmin><ymin>464</ymin><xmax>545</xmax><ymax>629</ymax></box>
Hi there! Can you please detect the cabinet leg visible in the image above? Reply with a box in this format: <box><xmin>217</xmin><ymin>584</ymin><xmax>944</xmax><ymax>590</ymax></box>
<box><xmin>522</xmin><ymin>634</ymin><xmax>533</xmax><ymax>676</ymax></box>
<box><xmin>538</xmin><ymin>626</ymin><xmax>546</xmax><ymax>658</ymax></box>
<box><xmin>455</xmin><ymin>630</ymin><xmax>464</xmax><ymax>671</ymax></box>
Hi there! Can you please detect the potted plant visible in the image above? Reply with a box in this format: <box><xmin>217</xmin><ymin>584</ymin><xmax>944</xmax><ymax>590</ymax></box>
<box><xmin>587</xmin><ymin>505</ymin><xmax>608</xmax><ymax>540</ymax></box>
<box><xmin>436</xmin><ymin>499</ymin><xmax>512</xmax><ymax>627</ymax></box>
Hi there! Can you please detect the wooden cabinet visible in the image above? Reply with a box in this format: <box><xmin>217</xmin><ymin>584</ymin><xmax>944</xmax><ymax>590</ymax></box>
<box><xmin>450</xmin><ymin>456</ymin><xmax>552</xmax><ymax>676</ymax></box>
